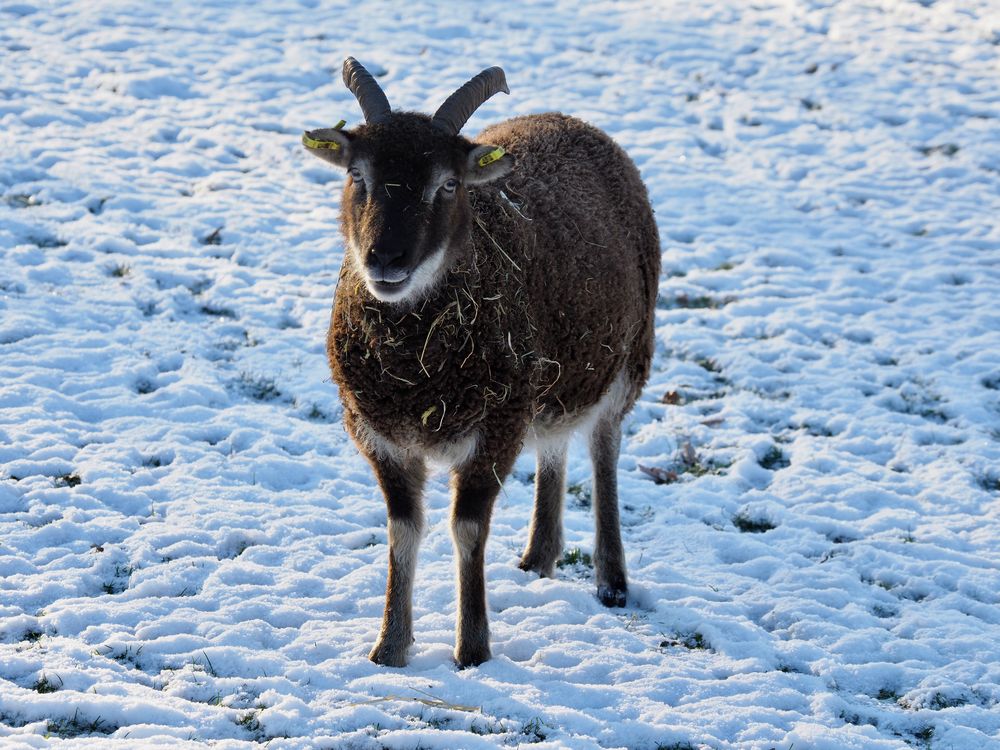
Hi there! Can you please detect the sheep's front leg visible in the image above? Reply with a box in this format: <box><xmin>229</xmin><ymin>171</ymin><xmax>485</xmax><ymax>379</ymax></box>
<box><xmin>590</xmin><ymin>415</ymin><xmax>628</xmax><ymax>607</ymax></box>
<box><xmin>368</xmin><ymin>452</ymin><xmax>426</xmax><ymax>667</ymax></box>
<box><xmin>450</xmin><ymin>451</ymin><xmax>517</xmax><ymax>667</ymax></box>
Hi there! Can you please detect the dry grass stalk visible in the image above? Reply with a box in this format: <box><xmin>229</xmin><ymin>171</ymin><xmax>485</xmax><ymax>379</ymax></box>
<box><xmin>347</xmin><ymin>689</ymin><xmax>480</xmax><ymax>713</ymax></box>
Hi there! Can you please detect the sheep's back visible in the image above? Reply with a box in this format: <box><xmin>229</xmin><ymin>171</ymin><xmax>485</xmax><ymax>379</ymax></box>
<box><xmin>474</xmin><ymin>113</ymin><xmax>660</xmax><ymax>423</ymax></box>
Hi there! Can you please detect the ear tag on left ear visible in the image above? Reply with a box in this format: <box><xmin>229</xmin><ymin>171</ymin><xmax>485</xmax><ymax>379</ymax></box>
<box><xmin>302</xmin><ymin>120</ymin><xmax>348</xmax><ymax>150</ymax></box>
<box><xmin>477</xmin><ymin>146</ymin><xmax>506</xmax><ymax>168</ymax></box>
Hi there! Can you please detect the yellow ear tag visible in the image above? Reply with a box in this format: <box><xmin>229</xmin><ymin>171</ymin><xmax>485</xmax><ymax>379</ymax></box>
<box><xmin>477</xmin><ymin>146</ymin><xmax>506</xmax><ymax>168</ymax></box>
<box><xmin>302</xmin><ymin>120</ymin><xmax>348</xmax><ymax>150</ymax></box>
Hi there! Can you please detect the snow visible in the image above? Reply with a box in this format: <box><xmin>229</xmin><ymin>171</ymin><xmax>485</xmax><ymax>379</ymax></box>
<box><xmin>1</xmin><ymin>0</ymin><xmax>999</xmax><ymax>748</ymax></box>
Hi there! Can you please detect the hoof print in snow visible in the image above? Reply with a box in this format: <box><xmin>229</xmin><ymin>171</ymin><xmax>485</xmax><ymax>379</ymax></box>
<box><xmin>135</xmin><ymin>378</ymin><xmax>157</xmax><ymax>394</ymax></box>
<box><xmin>199</xmin><ymin>304</ymin><xmax>237</xmax><ymax>319</ymax></box>
<box><xmin>54</xmin><ymin>473</ymin><xmax>81</xmax><ymax>488</ymax></box>
<box><xmin>237</xmin><ymin>372</ymin><xmax>283</xmax><ymax>402</ymax></box>
<box><xmin>135</xmin><ymin>299</ymin><xmax>157</xmax><ymax>317</ymax></box>
<box><xmin>302</xmin><ymin>403</ymin><xmax>335</xmax><ymax>422</ymax></box>
<box><xmin>5</xmin><ymin>193</ymin><xmax>41</xmax><ymax>208</ymax></box>
<box><xmin>977</xmin><ymin>473</ymin><xmax>1000</xmax><ymax>492</ymax></box>
<box><xmin>872</xmin><ymin>603</ymin><xmax>898</xmax><ymax>619</ymax></box>
<box><xmin>883</xmin><ymin>379</ymin><xmax>949</xmax><ymax>423</ymax></box>
<box><xmin>141</xmin><ymin>453</ymin><xmax>171</xmax><ymax>468</ymax></box>
<box><xmin>918</xmin><ymin>143</ymin><xmax>959</xmax><ymax>157</ymax></box>
<box><xmin>664</xmin><ymin>293</ymin><xmax>729</xmax><ymax>310</ymax></box>
<box><xmin>0</xmin><ymin>279</ymin><xmax>26</xmax><ymax>294</ymax></box>
<box><xmin>101</xmin><ymin>567</ymin><xmax>134</xmax><ymax>595</ymax></box>
<box><xmin>660</xmin><ymin>631</ymin><xmax>708</xmax><ymax>651</ymax></box>
<box><xmin>20</xmin><ymin>628</ymin><xmax>45</xmax><ymax>644</ymax></box>
<box><xmin>757</xmin><ymin>446</ymin><xmax>789</xmax><ymax>471</ymax></box>
<box><xmin>29</xmin><ymin>234</ymin><xmax>66</xmax><ymax>249</ymax></box>
<box><xmin>694</xmin><ymin>357</ymin><xmax>722</xmax><ymax>374</ymax></box>
<box><xmin>801</xmin><ymin>421</ymin><xmax>836</xmax><ymax>437</ymax></box>
<box><xmin>733</xmin><ymin>510</ymin><xmax>776</xmax><ymax>533</ymax></box>
<box><xmin>235</xmin><ymin>710</ymin><xmax>264</xmax><ymax>740</ymax></box>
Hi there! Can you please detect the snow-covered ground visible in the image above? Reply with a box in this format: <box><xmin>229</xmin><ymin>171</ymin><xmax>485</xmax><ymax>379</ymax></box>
<box><xmin>2</xmin><ymin>0</ymin><xmax>999</xmax><ymax>747</ymax></box>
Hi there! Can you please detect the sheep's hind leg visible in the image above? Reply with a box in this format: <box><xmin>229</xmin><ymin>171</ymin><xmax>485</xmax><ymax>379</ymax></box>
<box><xmin>518</xmin><ymin>439</ymin><xmax>568</xmax><ymax>578</ymax></box>
<box><xmin>590</xmin><ymin>415</ymin><xmax>628</xmax><ymax>607</ymax></box>
<box><xmin>368</xmin><ymin>452</ymin><xmax>426</xmax><ymax>667</ymax></box>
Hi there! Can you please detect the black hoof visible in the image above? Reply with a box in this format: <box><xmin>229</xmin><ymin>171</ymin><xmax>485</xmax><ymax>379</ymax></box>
<box><xmin>369</xmin><ymin>640</ymin><xmax>408</xmax><ymax>667</ymax></box>
<box><xmin>518</xmin><ymin>555</ymin><xmax>555</xmax><ymax>578</ymax></box>
<box><xmin>597</xmin><ymin>584</ymin><xmax>627</xmax><ymax>608</ymax></box>
<box><xmin>517</xmin><ymin>557</ymin><xmax>537</xmax><ymax>573</ymax></box>
<box><xmin>454</xmin><ymin>644</ymin><xmax>491</xmax><ymax>668</ymax></box>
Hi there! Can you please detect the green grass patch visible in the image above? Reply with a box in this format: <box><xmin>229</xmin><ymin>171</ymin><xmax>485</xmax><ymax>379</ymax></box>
<box><xmin>33</xmin><ymin>674</ymin><xmax>62</xmax><ymax>694</ymax></box>
<box><xmin>557</xmin><ymin>548</ymin><xmax>592</xmax><ymax>569</ymax></box>
<box><xmin>46</xmin><ymin>710</ymin><xmax>117</xmax><ymax>739</ymax></box>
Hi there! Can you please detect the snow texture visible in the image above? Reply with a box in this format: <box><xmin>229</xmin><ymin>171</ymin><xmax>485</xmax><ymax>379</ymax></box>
<box><xmin>1</xmin><ymin>0</ymin><xmax>999</xmax><ymax>748</ymax></box>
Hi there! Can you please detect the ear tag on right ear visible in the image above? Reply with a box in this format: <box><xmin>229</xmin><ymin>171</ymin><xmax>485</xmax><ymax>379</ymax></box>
<box><xmin>302</xmin><ymin>134</ymin><xmax>340</xmax><ymax>150</ymax></box>
<box><xmin>477</xmin><ymin>146</ymin><xmax>506</xmax><ymax>168</ymax></box>
<box><xmin>302</xmin><ymin>120</ymin><xmax>348</xmax><ymax>150</ymax></box>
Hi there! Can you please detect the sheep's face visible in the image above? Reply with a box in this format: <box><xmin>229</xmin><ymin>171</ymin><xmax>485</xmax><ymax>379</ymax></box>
<box><xmin>304</xmin><ymin>114</ymin><xmax>513</xmax><ymax>304</ymax></box>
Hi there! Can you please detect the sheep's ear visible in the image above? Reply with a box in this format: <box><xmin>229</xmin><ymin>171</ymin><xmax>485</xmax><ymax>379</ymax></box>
<box><xmin>302</xmin><ymin>126</ymin><xmax>352</xmax><ymax>168</ymax></box>
<box><xmin>465</xmin><ymin>144</ymin><xmax>513</xmax><ymax>185</ymax></box>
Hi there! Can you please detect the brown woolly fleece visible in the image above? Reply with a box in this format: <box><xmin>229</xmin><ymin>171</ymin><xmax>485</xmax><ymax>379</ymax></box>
<box><xmin>328</xmin><ymin>112</ymin><xmax>659</xmax><ymax>463</ymax></box>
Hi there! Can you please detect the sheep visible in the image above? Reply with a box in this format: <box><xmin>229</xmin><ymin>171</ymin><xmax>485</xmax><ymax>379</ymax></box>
<box><xmin>302</xmin><ymin>58</ymin><xmax>660</xmax><ymax>668</ymax></box>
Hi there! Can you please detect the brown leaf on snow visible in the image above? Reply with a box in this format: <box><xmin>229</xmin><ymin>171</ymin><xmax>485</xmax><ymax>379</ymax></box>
<box><xmin>661</xmin><ymin>390</ymin><xmax>682</xmax><ymax>405</ymax></box>
<box><xmin>638</xmin><ymin>464</ymin><xmax>679</xmax><ymax>484</ymax></box>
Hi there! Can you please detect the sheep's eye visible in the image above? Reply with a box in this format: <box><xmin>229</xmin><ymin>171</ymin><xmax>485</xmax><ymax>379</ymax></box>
<box><xmin>349</xmin><ymin>167</ymin><xmax>364</xmax><ymax>186</ymax></box>
<box><xmin>442</xmin><ymin>178</ymin><xmax>460</xmax><ymax>194</ymax></box>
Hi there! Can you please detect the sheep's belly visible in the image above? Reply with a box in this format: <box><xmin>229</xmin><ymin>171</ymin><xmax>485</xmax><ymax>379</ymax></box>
<box><xmin>526</xmin><ymin>369</ymin><xmax>631</xmax><ymax>452</ymax></box>
<box><xmin>348</xmin><ymin>407</ymin><xmax>480</xmax><ymax>468</ymax></box>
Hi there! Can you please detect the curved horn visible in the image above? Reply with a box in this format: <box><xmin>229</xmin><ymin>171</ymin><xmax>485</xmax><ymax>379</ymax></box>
<box><xmin>432</xmin><ymin>66</ymin><xmax>509</xmax><ymax>135</ymax></box>
<box><xmin>342</xmin><ymin>57</ymin><xmax>391</xmax><ymax>125</ymax></box>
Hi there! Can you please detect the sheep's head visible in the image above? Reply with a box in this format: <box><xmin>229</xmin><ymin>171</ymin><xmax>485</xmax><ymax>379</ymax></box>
<box><xmin>304</xmin><ymin>58</ymin><xmax>514</xmax><ymax>304</ymax></box>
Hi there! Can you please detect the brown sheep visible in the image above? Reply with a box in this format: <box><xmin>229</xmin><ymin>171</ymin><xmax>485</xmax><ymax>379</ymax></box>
<box><xmin>302</xmin><ymin>58</ymin><xmax>660</xmax><ymax>668</ymax></box>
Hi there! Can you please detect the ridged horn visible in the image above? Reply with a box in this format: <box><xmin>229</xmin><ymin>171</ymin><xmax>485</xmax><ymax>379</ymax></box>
<box><xmin>432</xmin><ymin>66</ymin><xmax>509</xmax><ymax>135</ymax></box>
<box><xmin>342</xmin><ymin>57</ymin><xmax>391</xmax><ymax>125</ymax></box>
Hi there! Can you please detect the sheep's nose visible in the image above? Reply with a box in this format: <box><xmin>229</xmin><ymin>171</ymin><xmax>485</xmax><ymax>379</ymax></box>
<box><xmin>366</xmin><ymin>242</ymin><xmax>410</xmax><ymax>284</ymax></box>
<box><xmin>369</xmin><ymin>240</ymin><xmax>405</xmax><ymax>268</ymax></box>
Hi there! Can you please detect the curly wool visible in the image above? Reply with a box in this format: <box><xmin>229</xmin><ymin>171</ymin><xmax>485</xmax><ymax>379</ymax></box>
<box><xmin>329</xmin><ymin>112</ymin><xmax>659</xmax><ymax>455</ymax></box>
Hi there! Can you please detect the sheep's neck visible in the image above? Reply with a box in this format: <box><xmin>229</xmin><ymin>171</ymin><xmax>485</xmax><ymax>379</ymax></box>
<box><xmin>330</xmin><ymin>254</ymin><xmax>535</xmax><ymax>447</ymax></box>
